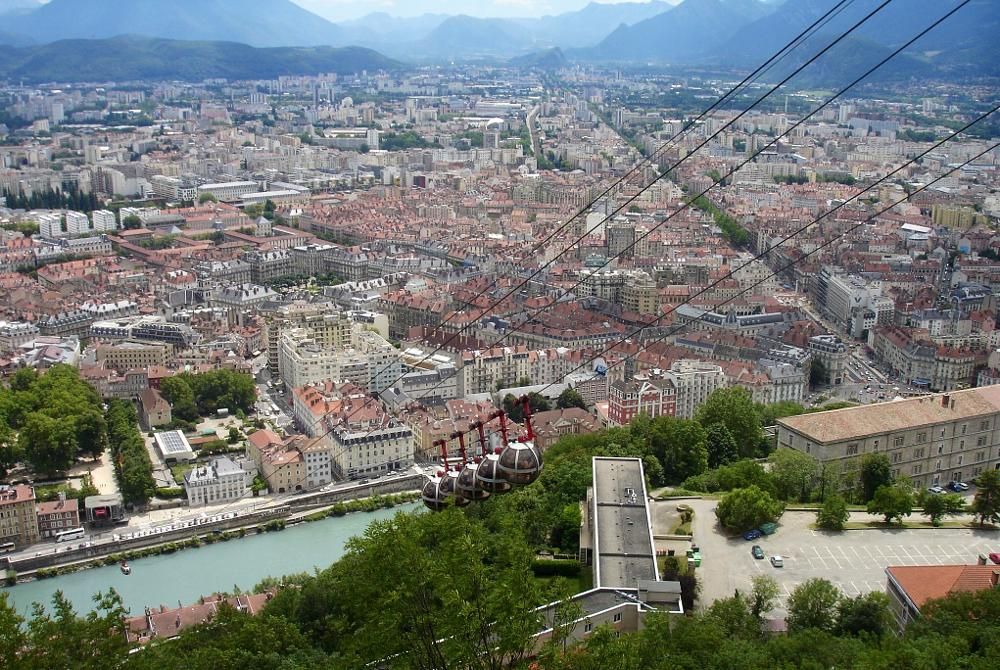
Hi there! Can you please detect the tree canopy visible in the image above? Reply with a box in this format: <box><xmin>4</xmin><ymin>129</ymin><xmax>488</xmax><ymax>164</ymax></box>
<box><xmin>0</xmin><ymin>365</ymin><xmax>106</xmax><ymax>476</ymax></box>
<box><xmin>695</xmin><ymin>387</ymin><xmax>764</xmax><ymax>458</ymax></box>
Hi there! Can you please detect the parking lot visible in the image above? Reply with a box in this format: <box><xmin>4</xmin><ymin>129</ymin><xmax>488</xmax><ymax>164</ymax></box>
<box><xmin>746</xmin><ymin>529</ymin><xmax>998</xmax><ymax>613</ymax></box>
<box><xmin>683</xmin><ymin>500</ymin><xmax>1000</xmax><ymax>615</ymax></box>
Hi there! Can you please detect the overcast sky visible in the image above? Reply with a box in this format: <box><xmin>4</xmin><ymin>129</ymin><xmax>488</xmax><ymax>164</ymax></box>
<box><xmin>293</xmin><ymin>0</ymin><xmax>681</xmax><ymax>22</ymax></box>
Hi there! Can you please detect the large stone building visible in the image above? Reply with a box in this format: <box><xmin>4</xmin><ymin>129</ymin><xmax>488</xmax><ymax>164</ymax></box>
<box><xmin>777</xmin><ymin>387</ymin><xmax>1000</xmax><ymax>490</ymax></box>
<box><xmin>607</xmin><ymin>374</ymin><xmax>677</xmax><ymax>426</ymax></box>
<box><xmin>183</xmin><ymin>456</ymin><xmax>250</xmax><ymax>506</ymax></box>
<box><xmin>0</xmin><ymin>484</ymin><xmax>40</xmax><ymax>548</ymax></box>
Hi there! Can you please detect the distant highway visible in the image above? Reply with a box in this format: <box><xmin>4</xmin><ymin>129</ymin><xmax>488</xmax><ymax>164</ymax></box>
<box><xmin>526</xmin><ymin>106</ymin><xmax>540</xmax><ymax>158</ymax></box>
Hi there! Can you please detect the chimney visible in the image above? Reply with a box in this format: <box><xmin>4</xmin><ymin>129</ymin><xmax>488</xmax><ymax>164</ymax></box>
<box><xmin>941</xmin><ymin>394</ymin><xmax>949</xmax><ymax>408</ymax></box>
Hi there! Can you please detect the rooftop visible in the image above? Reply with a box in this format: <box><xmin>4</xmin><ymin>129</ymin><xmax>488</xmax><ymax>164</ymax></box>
<box><xmin>887</xmin><ymin>564</ymin><xmax>1000</xmax><ymax>610</ymax></box>
<box><xmin>592</xmin><ymin>457</ymin><xmax>658</xmax><ymax>590</ymax></box>
<box><xmin>778</xmin><ymin>386</ymin><xmax>1000</xmax><ymax>444</ymax></box>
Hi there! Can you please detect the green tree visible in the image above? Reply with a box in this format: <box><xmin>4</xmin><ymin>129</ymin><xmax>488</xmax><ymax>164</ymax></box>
<box><xmin>121</xmin><ymin>214</ymin><xmax>142</xmax><ymax>229</ymax></box>
<box><xmin>816</xmin><ymin>494</ymin><xmax>849</xmax><ymax>531</ymax></box>
<box><xmin>704</xmin><ymin>423</ymin><xmax>738</xmax><ymax>468</ymax></box>
<box><xmin>695</xmin><ymin>387</ymin><xmax>763</xmax><ymax>458</ymax></box>
<box><xmin>809</xmin><ymin>358</ymin><xmax>829</xmax><ymax>387</ymax></box>
<box><xmin>919</xmin><ymin>492</ymin><xmax>965</xmax><ymax>526</ymax></box>
<box><xmin>867</xmin><ymin>483</ymin><xmax>913</xmax><ymax>525</ymax></box>
<box><xmin>836</xmin><ymin>591</ymin><xmax>893</xmax><ymax>637</ymax></box>
<box><xmin>271</xmin><ymin>508</ymin><xmax>543</xmax><ymax>668</ymax></box>
<box><xmin>969</xmin><ymin>469</ymin><xmax>1000</xmax><ymax>527</ymax></box>
<box><xmin>786</xmin><ymin>578</ymin><xmax>842</xmax><ymax>633</ymax></box>
<box><xmin>9</xmin><ymin>367</ymin><xmax>38</xmax><ymax>392</ymax></box>
<box><xmin>768</xmin><ymin>448</ymin><xmax>818</xmax><ymax>502</ymax></box>
<box><xmin>648</xmin><ymin>417</ymin><xmax>708</xmax><ymax>483</ymax></box>
<box><xmin>19</xmin><ymin>412</ymin><xmax>77</xmax><ymax>475</ymax></box>
<box><xmin>74</xmin><ymin>410</ymin><xmax>108</xmax><ymax>460</ymax></box>
<box><xmin>715</xmin><ymin>485</ymin><xmax>784</xmax><ymax>531</ymax></box>
<box><xmin>757</xmin><ymin>400</ymin><xmax>805</xmax><ymax>427</ymax></box>
<box><xmin>0</xmin><ymin>420</ymin><xmax>20</xmax><ymax>478</ymax></box>
<box><xmin>859</xmin><ymin>452</ymin><xmax>893</xmax><ymax>502</ymax></box>
<box><xmin>198</xmin><ymin>192</ymin><xmax>218</xmax><ymax>204</ymax></box>
<box><xmin>504</xmin><ymin>392</ymin><xmax>551</xmax><ymax>423</ymax></box>
<box><xmin>227</xmin><ymin>426</ymin><xmax>242</xmax><ymax>444</ymax></box>
<box><xmin>556</xmin><ymin>388</ymin><xmax>587</xmax><ymax>410</ymax></box>
<box><xmin>749</xmin><ymin>574</ymin><xmax>780</xmax><ymax>620</ymax></box>
<box><xmin>7</xmin><ymin>589</ymin><xmax>130</xmax><ymax>670</ymax></box>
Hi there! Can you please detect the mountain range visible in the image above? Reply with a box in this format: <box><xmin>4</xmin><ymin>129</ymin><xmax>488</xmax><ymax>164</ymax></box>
<box><xmin>0</xmin><ymin>0</ymin><xmax>994</xmax><ymax>80</ymax></box>
<box><xmin>1</xmin><ymin>0</ymin><xmax>348</xmax><ymax>48</ymax></box>
<box><xmin>0</xmin><ymin>36</ymin><xmax>401</xmax><ymax>83</ymax></box>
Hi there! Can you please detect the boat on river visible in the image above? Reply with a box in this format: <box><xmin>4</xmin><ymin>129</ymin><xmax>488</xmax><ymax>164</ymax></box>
<box><xmin>120</xmin><ymin>560</ymin><xmax>131</xmax><ymax>576</ymax></box>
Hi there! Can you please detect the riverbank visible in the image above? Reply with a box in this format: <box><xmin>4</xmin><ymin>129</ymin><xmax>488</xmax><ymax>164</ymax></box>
<box><xmin>2</xmin><ymin>502</ymin><xmax>423</xmax><ymax>616</ymax></box>
<box><xmin>6</xmin><ymin>491</ymin><xmax>421</xmax><ymax>585</ymax></box>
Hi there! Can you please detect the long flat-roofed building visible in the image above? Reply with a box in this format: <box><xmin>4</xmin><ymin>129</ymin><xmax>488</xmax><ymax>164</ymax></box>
<box><xmin>587</xmin><ymin>457</ymin><xmax>659</xmax><ymax>589</ymax></box>
<box><xmin>777</xmin><ymin>387</ymin><xmax>1000</xmax><ymax>490</ymax></box>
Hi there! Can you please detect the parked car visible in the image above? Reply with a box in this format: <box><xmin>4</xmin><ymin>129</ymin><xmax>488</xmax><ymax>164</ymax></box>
<box><xmin>927</xmin><ymin>485</ymin><xmax>946</xmax><ymax>495</ymax></box>
<box><xmin>743</xmin><ymin>529</ymin><xmax>763</xmax><ymax>541</ymax></box>
<box><xmin>956</xmin><ymin>481</ymin><xmax>970</xmax><ymax>491</ymax></box>
<box><xmin>758</xmin><ymin>522</ymin><xmax>778</xmax><ymax>536</ymax></box>
<box><xmin>752</xmin><ymin>545</ymin><xmax>765</xmax><ymax>560</ymax></box>
<box><xmin>770</xmin><ymin>555</ymin><xmax>784</xmax><ymax>568</ymax></box>
<box><xmin>989</xmin><ymin>552</ymin><xmax>1000</xmax><ymax>565</ymax></box>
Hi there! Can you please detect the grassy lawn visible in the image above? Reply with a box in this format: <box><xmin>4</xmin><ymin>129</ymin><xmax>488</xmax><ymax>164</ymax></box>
<box><xmin>534</xmin><ymin>569</ymin><xmax>593</xmax><ymax>596</ymax></box>
<box><xmin>170</xmin><ymin>462</ymin><xmax>194</xmax><ymax>485</ymax></box>
<box><xmin>836</xmin><ymin>520</ymin><xmax>999</xmax><ymax>531</ymax></box>
<box><xmin>658</xmin><ymin>553</ymin><xmax>690</xmax><ymax>576</ymax></box>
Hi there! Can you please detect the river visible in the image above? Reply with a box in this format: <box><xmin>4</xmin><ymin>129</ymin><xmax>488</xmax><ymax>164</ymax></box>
<box><xmin>2</xmin><ymin>503</ymin><xmax>420</xmax><ymax>617</ymax></box>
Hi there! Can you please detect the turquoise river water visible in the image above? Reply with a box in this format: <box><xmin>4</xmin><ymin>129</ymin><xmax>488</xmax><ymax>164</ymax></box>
<box><xmin>2</xmin><ymin>503</ymin><xmax>420</xmax><ymax>617</ymax></box>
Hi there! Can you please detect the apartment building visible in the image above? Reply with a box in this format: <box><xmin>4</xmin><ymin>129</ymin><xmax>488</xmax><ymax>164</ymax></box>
<box><xmin>0</xmin><ymin>484</ymin><xmax>40</xmax><ymax>548</ymax></box>
<box><xmin>665</xmin><ymin>359</ymin><xmax>727</xmax><ymax>419</ymax></box>
<box><xmin>247</xmin><ymin>429</ymin><xmax>306</xmax><ymax>494</ymax></box>
<box><xmin>95</xmin><ymin>342</ymin><xmax>170</xmax><ymax>370</ymax></box>
<box><xmin>808</xmin><ymin>334</ymin><xmax>849</xmax><ymax>385</ymax></box>
<box><xmin>0</xmin><ymin>320</ymin><xmax>39</xmax><ymax>353</ymax></box>
<box><xmin>183</xmin><ymin>457</ymin><xmax>250</xmax><ymax>506</ymax></box>
<box><xmin>814</xmin><ymin>267</ymin><xmax>894</xmax><ymax>338</ymax></box>
<box><xmin>197</xmin><ymin>181</ymin><xmax>258</xmax><ymax>202</ymax></box>
<box><xmin>150</xmin><ymin>174</ymin><xmax>197</xmax><ymax>201</ymax></box>
<box><xmin>293</xmin><ymin>382</ymin><xmax>413</xmax><ymax>480</ymax></box>
<box><xmin>243</xmin><ymin>249</ymin><xmax>292</xmax><ymax>284</ymax></box>
<box><xmin>36</xmin><ymin>495</ymin><xmax>80</xmax><ymax>539</ymax></box>
<box><xmin>277</xmin><ymin>326</ymin><xmax>401</xmax><ymax>393</ymax></box>
<box><xmin>91</xmin><ymin>209</ymin><xmax>117</xmax><ymax>232</ymax></box>
<box><xmin>869</xmin><ymin>326</ymin><xmax>984</xmax><ymax>391</ymax></box>
<box><xmin>607</xmin><ymin>374</ymin><xmax>677</xmax><ymax>426</ymax></box>
<box><xmin>777</xmin><ymin>387</ymin><xmax>1000</xmax><ymax>489</ymax></box>
<box><xmin>264</xmin><ymin>302</ymin><xmax>352</xmax><ymax>377</ymax></box>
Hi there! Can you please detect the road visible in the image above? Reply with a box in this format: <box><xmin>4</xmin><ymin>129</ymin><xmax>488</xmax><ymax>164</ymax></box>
<box><xmin>526</xmin><ymin>106</ymin><xmax>540</xmax><ymax>159</ymax></box>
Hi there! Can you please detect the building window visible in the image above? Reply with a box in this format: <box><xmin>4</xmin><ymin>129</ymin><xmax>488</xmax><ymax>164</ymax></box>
<box><xmin>961</xmin><ymin>424</ymin><xmax>967</xmax><ymax>435</ymax></box>
<box><xmin>914</xmin><ymin>448</ymin><xmax>925</xmax><ymax>459</ymax></box>
<box><xmin>584</xmin><ymin>621</ymin><xmax>592</xmax><ymax>633</ymax></box>
<box><xmin>977</xmin><ymin>451</ymin><xmax>986</xmax><ymax>463</ymax></box>
<box><xmin>980</xmin><ymin>420</ymin><xmax>989</xmax><ymax>431</ymax></box>
<box><xmin>894</xmin><ymin>436</ymin><xmax>904</xmax><ymax>447</ymax></box>
<box><xmin>977</xmin><ymin>435</ymin><xmax>987</xmax><ymax>446</ymax></box>
<box><xmin>846</xmin><ymin>444</ymin><xmax>859</xmax><ymax>456</ymax></box>
<box><xmin>912</xmin><ymin>464</ymin><xmax>922</xmax><ymax>475</ymax></box>
<box><xmin>613</xmin><ymin>613</ymin><xmax>623</xmax><ymax>623</ymax></box>
<box><xmin>917</xmin><ymin>432</ymin><xmax>926</xmax><ymax>443</ymax></box>
<box><xmin>892</xmin><ymin>452</ymin><xmax>902</xmax><ymax>464</ymax></box>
